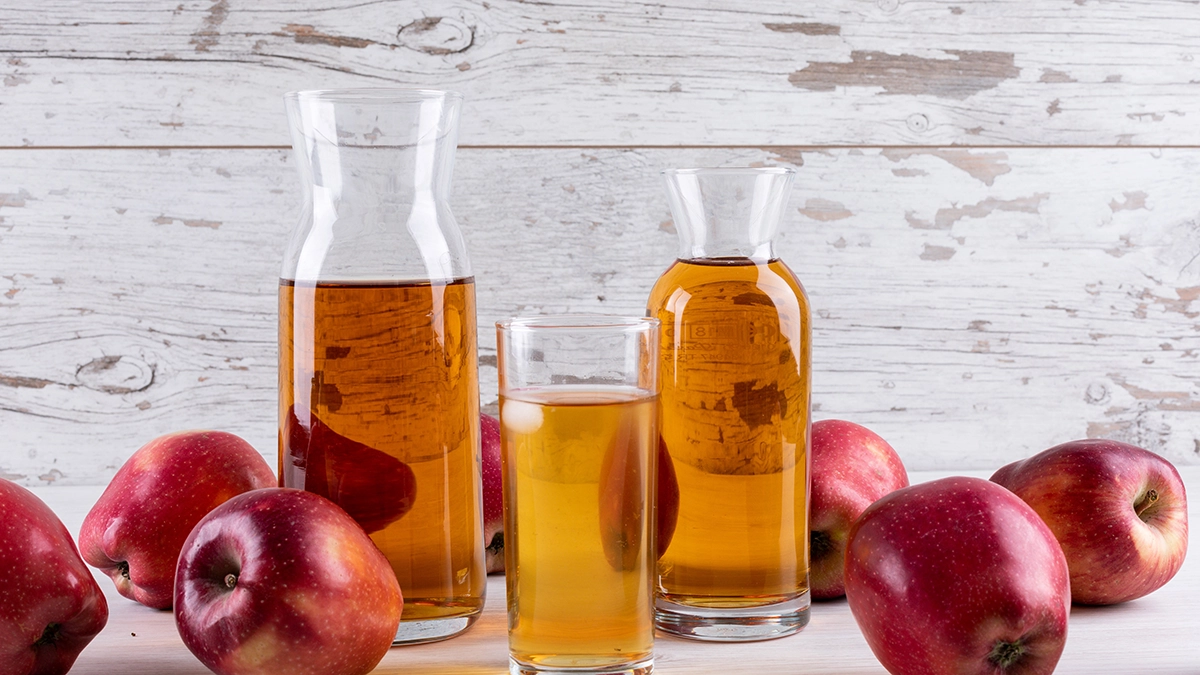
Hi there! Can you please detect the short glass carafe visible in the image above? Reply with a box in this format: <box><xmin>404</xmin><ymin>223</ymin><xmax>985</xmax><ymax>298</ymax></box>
<box><xmin>647</xmin><ymin>167</ymin><xmax>812</xmax><ymax>641</ymax></box>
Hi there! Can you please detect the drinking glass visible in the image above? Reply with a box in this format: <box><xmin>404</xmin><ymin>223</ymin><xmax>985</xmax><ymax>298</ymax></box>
<box><xmin>497</xmin><ymin>316</ymin><xmax>660</xmax><ymax>675</ymax></box>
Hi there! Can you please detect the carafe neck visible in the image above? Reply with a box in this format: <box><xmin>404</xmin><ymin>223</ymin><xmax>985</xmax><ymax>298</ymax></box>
<box><xmin>663</xmin><ymin>168</ymin><xmax>794</xmax><ymax>261</ymax></box>
<box><xmin>286</xmin><ymin>90</ymin><xmax>459</xmax><ymax>204</ymax></box>
<box><xmin>282</xmin><ymin>89</ymin><xmax>469</xmax><ymax>283</ymax></box>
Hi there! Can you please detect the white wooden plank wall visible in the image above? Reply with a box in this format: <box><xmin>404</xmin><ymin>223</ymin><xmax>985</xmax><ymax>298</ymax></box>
<box><xmin>3</xmin><ymin>1</ymin><xmax>1200</xmax><ymax>146</ymax></box>
<box><xmin>1</xmin><ymin>1</ymin><xmax>1198</xmax><ymax>485</ymax></box>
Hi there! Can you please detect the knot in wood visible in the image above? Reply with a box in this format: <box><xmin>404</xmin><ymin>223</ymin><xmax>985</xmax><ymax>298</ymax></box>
<box><xmin>906</xmin><ymin>113</ymin><xmax>930</xmax><ymax>132</ymax></box>
<box><xmin>397</xmin><ymin>17</ymin><xmax>474</xmax><ymax>55</ymax></box>
<box><xmin>1085</xmin><ymin>382</ymin><xmax>1110</xmax><ymax>404</ymax></box>
<box><xmin>75</xmin><ymin>355</ymin><xmax>155</xmax><ymax>394</ymax></box>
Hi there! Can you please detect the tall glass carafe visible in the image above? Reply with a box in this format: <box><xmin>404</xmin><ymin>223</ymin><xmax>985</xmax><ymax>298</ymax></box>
<box><xmin>648</xmin><ymin>168</ymin><xmax>811</xmax><ymax>641</ymax></box>
<box><xmin>279</xmin><ymin>89</ymin><xmax>485</xmax><ymax>644</ymax></box>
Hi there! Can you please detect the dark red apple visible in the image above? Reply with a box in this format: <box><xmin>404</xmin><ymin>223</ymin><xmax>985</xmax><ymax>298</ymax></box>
<box><xmin>282</xmin><ymin>406</ymin><xmax>417</xmax><ymax>535</ymax></box>
<box><xmin>845</xmin><ymin>477</ymin><xmax>1070</xmax><ymax>675</ymax></box>
<box><xmin>598</xmin><ymin>431</ymin><xmax>681</xmax><ymax>570</ymax></box>
<box><xmin>599</xmin><ymin>414</ymin><xmax>647</xmax><ymax>572</ymax></box>
<box><xmin>809</xmin><ymin>419</ymin><xmax>908</xmax><ymax>599</ymax></box>
<box><xmin>656</xmin><ymin>437</ymin><xmax>680</xmax><ymax>559</ymax></box>
<box><xmin>79</xmin><ymin>430</ymin><xmax>276</xmax><ymax>609</ymax></box>
<box><xmin>174</xmin><ymin>488</ymin><xmax>402</xmax><ymax>675</ymax></box>
<box><xmin>481</xmin><ymin>412</ymin><xmax>505</xmax><ymax>573</ymax></box>
<box><xmin>991</xmin><ymin>438</ymin><xmax>1188</xmax><ymax>605</ymax></box>
<box><xmin>0</xmin><ymin>478</ymin><xmax>108</xmax><ymax>675</ymax></box>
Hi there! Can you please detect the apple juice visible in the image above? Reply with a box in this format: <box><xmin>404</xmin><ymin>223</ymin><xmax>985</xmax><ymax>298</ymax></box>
<box><xmin>279</xmin><ymin>278</ymin><xmax>485</xmax><ymax>629</ymax></box>
<box><xmin>647</xmin><ymin>258</ymin><xmax>812</xmax><ymax>608</ymax></box>
<box><xmin>501</xmin><ymin>386</ymin><xmax>656</xmax><ymax>672</ymax></box>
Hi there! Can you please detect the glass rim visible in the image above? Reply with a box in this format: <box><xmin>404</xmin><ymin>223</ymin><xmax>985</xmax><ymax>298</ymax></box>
<box><xmin>662</xmin><ymin>166</ymin><xmax>795</xmax><ymax>176</ymax></box>
<box><xmin>284</xmin><ymin>88</ymin><xmax>464</xmax><ymax>104</ymax></box>
<box><xmin>497</xmin><ymin>314</ymin><xmax>659</xmax><ymax>333</ymax></box>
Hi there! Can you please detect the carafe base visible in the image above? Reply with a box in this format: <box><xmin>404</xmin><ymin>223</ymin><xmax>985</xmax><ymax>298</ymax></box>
<box><xmin>392</xmin><ymin>609</ymin><xmax>481</xmax><ymax>645</ymax></box>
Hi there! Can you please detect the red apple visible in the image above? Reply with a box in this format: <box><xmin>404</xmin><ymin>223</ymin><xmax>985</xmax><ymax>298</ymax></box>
<box><xmin>656</xmin><ymin>437</ymin><xmax>679</xmax><ymax>559</ymax></box>
<box><xmin>282</xmin><ymin>406</ymin><xmax>418</xmax><ymax>535</ymax></box>
<box><xmin>809</xmin><ymin>419</ymin><xmax>908</xmax><ymax>599</ymax></box>
<box><xmin>991</xmin><ymin>438</ymin><xmax>1189</xmax><ymax>605</ymax></box>
<box><xmin>598</xmin><ymin>426</ymin><xmax>682</xmax><ymax>570</ymax></box>
<box><xmin>598</xmin><ymin>413</ymin><xmax>648</xmax><ymax>572</ymax></box>
<box><xmin>845</xmin><ymin>477</ymin><xmax>1070</xmax><ymax>675</ymax></box>
<box><xmin>79</xmin><ymin>430</ymin><xmax>276</xmax><ymax>609</ymax></box>
<box><xmin>0</xmin><ymin>478</ymin><xmax>108</xmax><ymax>675</ymax></box>
<box><xmin>174</xmin><ymin>488</ymin><xmax>402</xmax><ymax>675</ymax></box>
<box><xmin>481</xmin><ymin>412</ymin><xmax>504</xmax><ymax>573</ymax></box>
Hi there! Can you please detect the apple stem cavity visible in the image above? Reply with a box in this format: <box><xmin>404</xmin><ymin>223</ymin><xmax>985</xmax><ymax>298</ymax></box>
<box><xmin>33</xmin><ymin>623</ymin><xmax>62</xmax><ymax>647</ymax></box>
<box><xmin>810</xmin><ymin>530</ymin><xmax>835</xmax><ymax>562</ymax></box>
<box><xmin>987</xmin><ymin>639</ymin><xmax>1026</xmax><ymax>670</ymax></box>
<box><xmin>117</xmin><ymin>560</ymin><xmax>131</xmax><ymax>580</ymax></box>
<box><xmin>1134</xmin><ymin>489</ymin><xmax>1160</xmax><ymax>521</ymax></box>
<box><xmin>224</xmin><ymin>573</ymin><xmax>238</xmax><ymax>589</ymax></box>
<box><xmin>487</xmin><ymin>531</ymin><xmax>504</xmax><ymax>555</ymax></box>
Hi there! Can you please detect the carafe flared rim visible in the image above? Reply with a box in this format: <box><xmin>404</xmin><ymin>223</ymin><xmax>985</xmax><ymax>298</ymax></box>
<box><xmin>284</xmin><ymin>88</ymin><xmax>464</xmax><ymax>104</ymax></box>
<box><xmin>663</xmin><ymin>167</ymin><xmax>795</xmax><ymax>176</ymax></box>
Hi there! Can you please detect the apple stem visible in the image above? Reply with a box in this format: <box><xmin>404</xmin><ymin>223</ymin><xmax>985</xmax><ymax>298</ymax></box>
<box><xmin>117</xmin><ymin>560</ymin><xmax>130</xmax><ymax>580</ymax></box>
<box><xmin>987</xmin><ymin>639</ymin><xmax>1025</xmax><ymax>669</ymax></box>
<box><xmin>224</xmin><ymin>573</ymin><xmax>238</xmax><ymax>589</ymax></box>
<box><xmin>1135</xmin><ymin>489</ymin><xmax>1159</xmax><ymax>520</ymax></box>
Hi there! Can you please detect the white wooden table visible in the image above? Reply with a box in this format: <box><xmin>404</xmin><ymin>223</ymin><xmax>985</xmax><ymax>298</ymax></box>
<box><xmin>32</xmin><ymin>467</ymin><xmax>1200</xmax><ymax>674</ymax></box>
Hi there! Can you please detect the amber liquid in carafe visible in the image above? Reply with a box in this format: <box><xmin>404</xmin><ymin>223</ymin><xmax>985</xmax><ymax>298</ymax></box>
<box><xmin>279</xmin><ymin>278</ymin><xmax>485</xmax><ymax>622</ymax></box>
<box><xmin>648</xmin><ymin>258</ymin><xmax>811</xmax><ymax>607</ymax></box>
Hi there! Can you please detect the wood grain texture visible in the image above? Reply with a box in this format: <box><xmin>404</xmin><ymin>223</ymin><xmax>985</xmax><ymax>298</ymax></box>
<box><xmin>2</xmin><ymin>147</ymin><xmax>1198</xmax><ymax>485</ymax></box>
<box><xmin>2</xmin><ymin>0</ymin><xmax>1200</xmax><ymax>147</ymax></box>
<box><xmin>27</xmin><ymin>467</ymin><xmax>1200</xmax><ymax>674</ymax></box>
